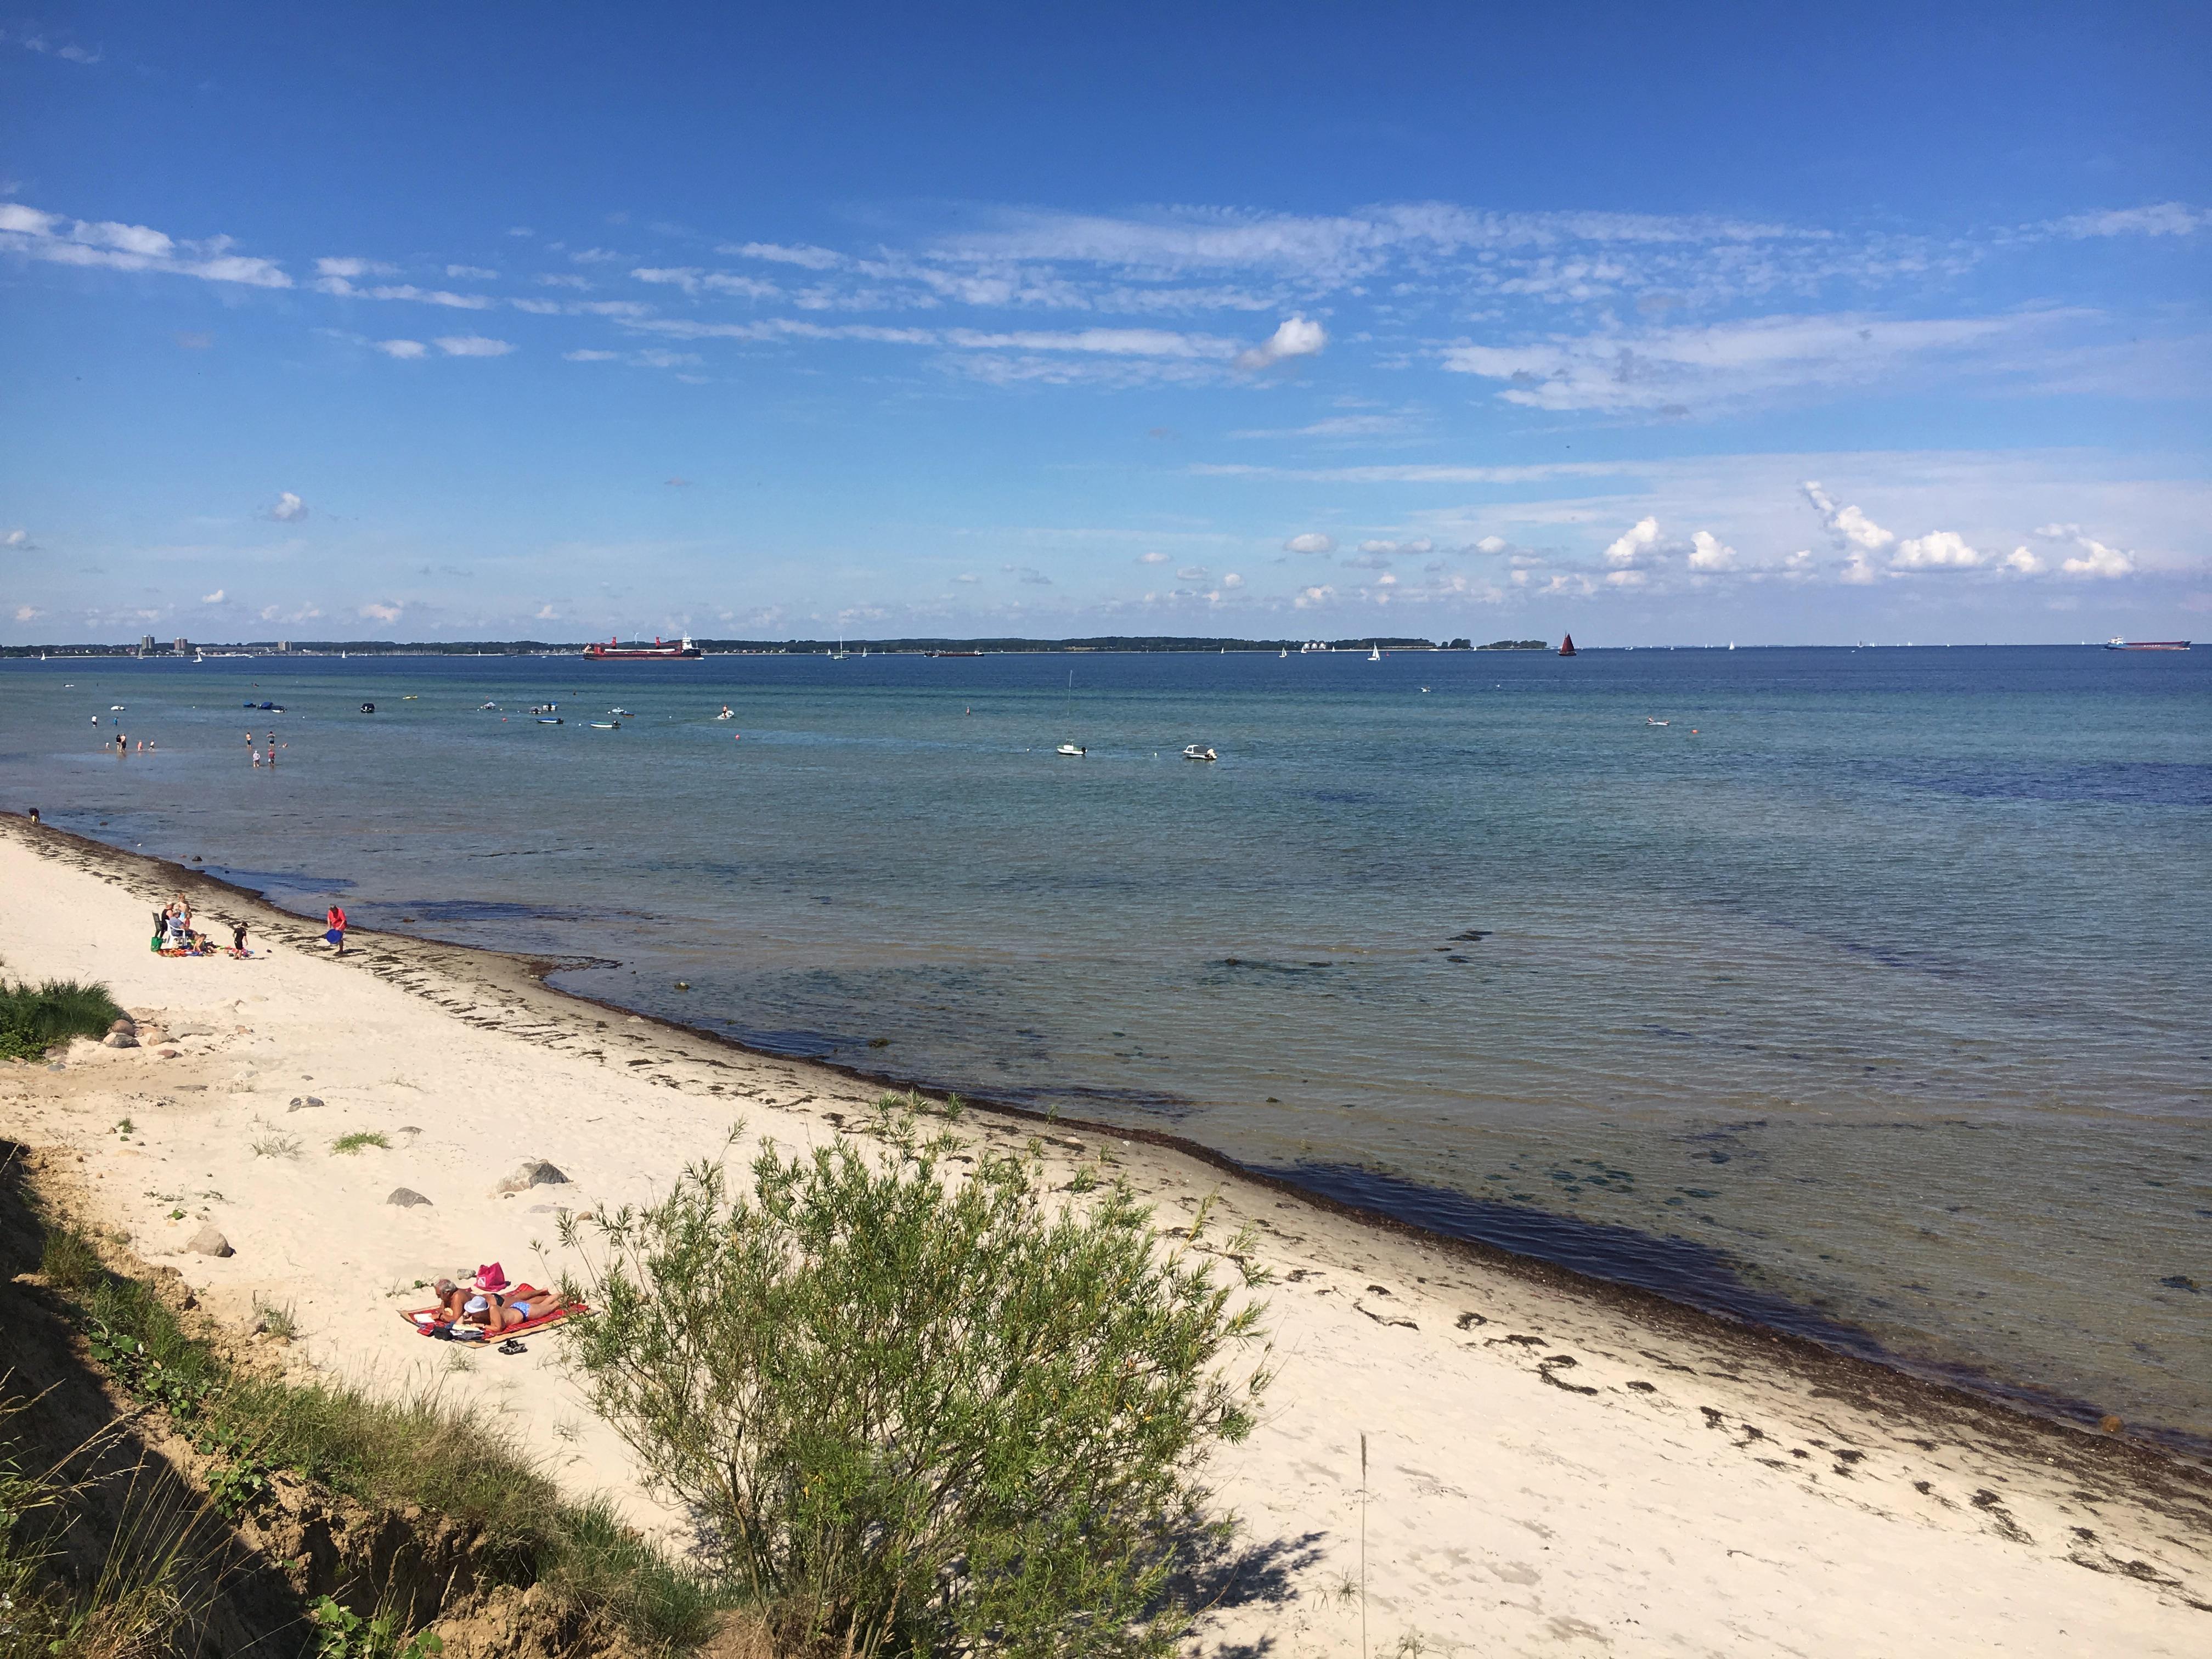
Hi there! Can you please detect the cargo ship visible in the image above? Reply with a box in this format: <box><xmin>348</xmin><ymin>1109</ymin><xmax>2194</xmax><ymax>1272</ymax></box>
<box><xmin>2103</xmin><ymin>637</ymin><xmax>2190</xmax><ymax>651</ymax></box>
<box><xmin>581</xmin><ymin>635</ymin><xmax>702</xmax><ymax>660</ymax></box>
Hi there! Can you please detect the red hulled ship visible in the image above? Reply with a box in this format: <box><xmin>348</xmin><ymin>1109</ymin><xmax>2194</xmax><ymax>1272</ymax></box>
<box><xmin>582</xmin><ymin>635</ymin><xmax>702</xmax><ymax>660</ymax></box>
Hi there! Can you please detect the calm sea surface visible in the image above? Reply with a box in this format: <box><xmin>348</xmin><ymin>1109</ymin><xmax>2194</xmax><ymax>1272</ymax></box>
<box><xmin>3</xmin><ymin>647</ymin><xmax>2207</xmax><ymax>1446</ymax></box>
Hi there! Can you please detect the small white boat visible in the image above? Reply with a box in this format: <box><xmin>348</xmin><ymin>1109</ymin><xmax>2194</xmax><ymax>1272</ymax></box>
<box><xmin>1368</xmin><ymin>644</ymin><xmax>1381</xmax><ymax>662</ymax></box>
<box><xmin>1181</xmin><ymin>744</ymin><xmax>1217</xmax><ymax>761</ymax></box>
<box><xmin>608</xmin><ymin>707</ymin><xmax>633</xmax><ymax>716</ymax></box>
<box><xmin>1056</xmin><ymin>742</ymin><xmax>1086</xmax><ymax>757</ymax></box>
<box><xmin>589</xmin><ymin>721</ymin><xmax>619</xmax><ymax>730</ymax></box>
<box><xmin>110</xmin><ymin>704</ymin><xmax>126</xmax><ymax>711</ymax></box>
<box><xmin>478</xmin><ymin>701</ymin><xmax>500</xmax><ymax>710</ymax></box>
<box><xmin>537</xmin><ymin>716</ymin><xmax>563</xmax><ymax>725</ymax></box>
<box><xmin>1646</xmin><ymin>717</ymin><xmax>1669</xmax><ymax>727</ymax></box>
<box><xmin>1279</xmin><ymin>647</ymin><xmax>1288</xmax><ymax>658</ymax></box>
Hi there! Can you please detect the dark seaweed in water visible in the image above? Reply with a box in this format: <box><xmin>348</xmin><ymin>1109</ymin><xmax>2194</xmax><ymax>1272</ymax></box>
<box><xmin>1262</xmin><ymin>1160</ymin><xmax>1888</xmax><ymax>1357</ymax></box>
<box><xmin>1898</xmin><ymin>760</ymin><xmax>2212</xmax><ymax>808</ymax></box>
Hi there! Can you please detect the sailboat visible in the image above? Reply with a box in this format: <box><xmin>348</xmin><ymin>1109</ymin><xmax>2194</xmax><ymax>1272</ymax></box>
<box><xmin>1279</xmin><ymin>647</ymin><xmax>1288</xmax><ymax>658</ymax></box>
<box><xmin>831</xmin><ymin>634</ymin><xmax>848</xmax><ymax>661</ymax></box>
<box><xmin>1056</xmin><ymin>671</ymin><xmax>1085</xmax><ymax>756</ymax></box>
<box><xmin>1559</xmin><ymin>634</ymin><xmax>1577</xmax><ymax>657</ymax></box>
<box><xmin>1368</xmin><ymin>643</ymin><xmax>1382</xmax><ymax>662</ymax></box>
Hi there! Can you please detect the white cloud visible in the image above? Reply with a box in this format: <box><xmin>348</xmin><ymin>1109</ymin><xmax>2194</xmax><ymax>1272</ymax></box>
<box><xmin>1603</xmin><ymin>516</ymin><xmax>1661</xmax><ymax>566</ymax></box>
<box><xmin>535</xmin><ymin>273</ymin><xmax>595</xmax><ymax>290</ymax></box>
<box><xmin>1357</xmin><ymin>538</ymin><xmax>1432</xmax><ymax>556</ymax></box>
<box><xmin>2045</xmin><ymin>204</ymin><xmax>2209</xmax><ymax>239</ymax></box>
<box><xmin>632</xmin><ymin>348</ymin><xmax>702</xmax><ymax>369</ymax></box>
<box><xmin>1892</xmin><ymin>530</ymin><xmax>1987</xmax><ymax>569</ymax></box>
<box><xmin>1137</xmin><ymin>551</ymin><xmax>1170</xmax><ymax>563</ymax></box>
<box><xmin>0</xmin><ymin>201</ymin><xmax>290</xmax><ymax>287</ymax></box>
<box><xmin>1687</xmin><ymin>529</ymin><xmax>1739</xmax><ymax>571</ymax></box>
<box><xmin>316</xmin><ymin>256</ymin><xmax>397</xmax><ymax>278</ymax></box>
<box><xmin>955</xmin><ymin>573</ymin><xmax>979</xmax><ymax>583</ymax></box>
<box><xmin>1222</xmin><ymin>572</ymin><xmax>1243</xmax><ymax>588</ymax></box>
<box><xmin>375</xmin><ymin>338</ymin><xmax>427</xmax><ymax>359</ymax></box>
<box><xmin>632</xmin><ymin>266</ymin><xmax>780</xmax><ymax>299</ymax></box>
<box><xmin>1293</xmin><ymin>585</ymin><xmax>1336</xmax><ymax>607</ymax></box>
<box><xmin>534</xmin><ymin>603</ymin><xmax>558</xmax><ymax>621</ymax></box>
<box><xmin>200</xmin><ymin>588</ymin><xmax>225</xmax><ymax>603</ymax></box>
<box><xmin>565</xmin><ymin>348</ymin><xmax>619</xmax><ymax>362</ymax></box>
<box><xmin>447</xmin><ymin>264</ymin><xmax>498</xmax><ymax>279</ymax></box>
<box><xmin>2037</xmin><ymin>522</ymin><xmax>2136</xmax><ymax>578</ymax></box>
<box><xmin>434</xmin><ymin>335</ymin><xmax>515</xmax><ymax>357</ymax></box>
<box><xmin>266</xmin><ymin>492</ymin><xmax>309</xmax><ymax>522</ymax></box>
<box><xmin>1</xmin><ymin>528</ymin><xmax>31</xmax><ymax>551</ymax></box>
<box><xmin>2005</xmin><ymin>546</ymin><xmax>2045</xmax><ymax>575</ymax></box>
<box><xmin>14</xmin><ymin>605</ymin><xmax>42</xmax><ymax>622</ymax></box>
<box><xmin>1284</xmin><ymin>532</ymin><xmax>1336</xmax><ymax>555</ymax></box>
<box><xmin>1604</xmin><ymin>568</ymin><xmax>1647</xmax><ymax>586</ymax></box>
<box><xmin>319</xmin><ymin>276</ymin><xmax>494</xmax><ymax>309</ymax></box>
<box><xmin>1234</xmin><ymin>315</ymin><xmax>1328</xmax><ymax>371</ymax></box>
<box><xmin>359</xmin><ymin>602</ymin><xmax>403</xmax><ymax>624</ymax></box>
<box><xmin>723</xmin><ymin>241</ymin><xmax>843</xmax><ymax>269</ymax></box>
<box><xmin>1176</xmin><ymin>565</ymin><xmax>1209</xmax><ymax>580</ymax></box>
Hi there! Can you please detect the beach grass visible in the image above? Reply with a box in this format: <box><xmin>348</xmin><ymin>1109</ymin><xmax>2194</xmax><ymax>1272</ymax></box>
<box><xmin>329</xmin><ymin>1130</ymin><xmax>390</xmax><ymax>1155</ymax></box>
<box><xmin>0</xmin><ymin>977</ymin><xmax>124</xmax><ymax>1061</ymax></box>
<box><xmin>33</xmin><ymin>1219</ymin><xmax>729</xmax><ymax>1652</ymax></box>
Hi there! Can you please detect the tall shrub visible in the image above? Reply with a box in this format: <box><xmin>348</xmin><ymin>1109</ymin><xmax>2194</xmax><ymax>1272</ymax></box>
<box><xmin>560</xmin><ymin>1110</ymin><xmax>1270</xmax><ymax>1657</ymax></box>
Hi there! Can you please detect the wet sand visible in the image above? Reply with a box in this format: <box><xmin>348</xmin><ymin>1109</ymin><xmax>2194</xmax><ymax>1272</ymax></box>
<box><xmin>2</xmin><ymin>814</ymin><xmax>2206</xmax><ymax>1654</ymax></box>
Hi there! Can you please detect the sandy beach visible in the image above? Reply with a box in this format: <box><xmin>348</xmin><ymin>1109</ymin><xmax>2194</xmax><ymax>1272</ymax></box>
<box><xmin>2</xmin><ymin>814</ymin><xmax>2206</xmax><ymax>1655</ymax></box>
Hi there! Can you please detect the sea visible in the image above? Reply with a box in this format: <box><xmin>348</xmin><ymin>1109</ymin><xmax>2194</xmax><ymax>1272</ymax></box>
<box><xmin>3</xmin><ymin>645</ymin><xmax>2207</xmax><ymax>1449</ymax></box>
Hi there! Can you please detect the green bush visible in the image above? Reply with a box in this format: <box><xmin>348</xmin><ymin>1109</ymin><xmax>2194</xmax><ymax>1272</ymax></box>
<box><xmin>561</xmin><ymin>1109</ymin><xmax>1271</xmax><ymax>1658</ymax></box>
<box><xmin>0</xmin><ymin>978</ymin><xmax>124</xmax><ymax>1060</ymax></box>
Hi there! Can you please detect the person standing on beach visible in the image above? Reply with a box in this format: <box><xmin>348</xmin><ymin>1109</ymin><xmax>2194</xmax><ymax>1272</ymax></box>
<box><xmin>325</xmin><ymin>902</ymin><xmax>347</xmax><ymax>956</ymax></box>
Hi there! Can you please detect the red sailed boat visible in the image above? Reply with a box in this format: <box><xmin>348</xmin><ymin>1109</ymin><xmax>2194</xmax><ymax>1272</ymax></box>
<box><xmin>1558</xmin><ymin>633</ymin><xmax>1577</xmax><ymax>657</ymax></box>
<box><xmin>582</xmin><ymin>634</ymin><xmax>702</xmax><ymax>660</ymax></box>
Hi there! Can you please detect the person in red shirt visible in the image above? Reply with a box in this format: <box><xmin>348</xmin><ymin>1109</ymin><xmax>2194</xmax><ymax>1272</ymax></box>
<box><xmin>325</xmin><ymin>903</ymin><xmax>347</xmax><ymax>957</ymax></box>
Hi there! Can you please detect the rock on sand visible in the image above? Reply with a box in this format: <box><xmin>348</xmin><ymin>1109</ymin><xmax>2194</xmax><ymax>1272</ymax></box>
<box><xmin>385</xmin><ymin>1187</ymin><xmax>433</xmax><ymax>1208</ymax></box>
<box><xmin>187</xmin><ymin>1223</ymin><xmax>234</xmax><ymax>1257</ymax></box>
<box><xmin>495</xmin><ymin>1159</ymin><xmax>568</xmax><ymax>1194</ymax></box>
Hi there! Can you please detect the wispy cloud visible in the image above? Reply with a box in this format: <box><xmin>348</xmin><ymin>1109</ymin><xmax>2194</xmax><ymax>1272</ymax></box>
<box><xmin>434</xmin><ymin>335</ymin><xmax>515</xmax><ymax>357</ymax></box>
<box><xmin>1441</xmin><ymin>311</ymin><xmax>2080</xmax><ymax>414</ymax></box>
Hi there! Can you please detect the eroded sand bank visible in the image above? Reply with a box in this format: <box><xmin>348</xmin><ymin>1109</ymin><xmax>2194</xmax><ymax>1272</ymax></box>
<box><xmin>1</xmin><ymin>816</ymin><xmax>2205</xmax><ymax>1655</ymax></box>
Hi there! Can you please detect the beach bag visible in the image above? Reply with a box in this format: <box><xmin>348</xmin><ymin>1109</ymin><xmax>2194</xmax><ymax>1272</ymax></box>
<box><xmin>475</xmin><ymin>1262</ymin><xmax>509</xmax><ymax>1293</ymax></box>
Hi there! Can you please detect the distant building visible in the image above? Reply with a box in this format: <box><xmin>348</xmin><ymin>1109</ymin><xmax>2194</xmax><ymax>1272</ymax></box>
<box><xmin>139</xmin><ymin>635</ymin><xmax>155</xmax><ymax>655</ymax></box>
<box><xmin>173</xmin><ymin>636</ymin><xmax>190</xmax><ymax>654</ymax></box>
<box><xmin>276</xmin><ymin>640</ymin><xmax>292</xmax><ymax>653</ymax></box>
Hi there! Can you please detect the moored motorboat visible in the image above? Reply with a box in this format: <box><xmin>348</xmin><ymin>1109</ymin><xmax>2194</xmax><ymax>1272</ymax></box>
<box><xmin>1182</xmin><ymin>744</ymin><xmax>1217</xmax><ymax>761</ymax></box>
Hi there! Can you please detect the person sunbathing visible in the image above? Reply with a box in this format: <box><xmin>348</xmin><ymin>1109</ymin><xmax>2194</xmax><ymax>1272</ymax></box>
<box><xmin>466</xmin><ymin>1287</ymin><xmax>569</xmax><ymax>1333</ymax></box>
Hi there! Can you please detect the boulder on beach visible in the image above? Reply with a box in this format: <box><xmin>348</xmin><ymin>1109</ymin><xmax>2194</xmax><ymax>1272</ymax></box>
<box><xmin>386</xmin><ymin>1187</ymin><xmax>433</xmax><ymax>1209</ymax></box>
<box><xmin>187</xmin><ymin>1224</ymin><xmax>234</xmax><ymax>1258</ymax></box>
<box><xmin>495</xmin><ymin>1159</ymin><xmax>569</xmax><ymax>1194</ymax></box>
<box><xmin>103</xmin><ymin>1031</ymin><xmax>138</xmax><ymax>1049</ymax></box>
<box><xmin>108</xmin><ymin>1018</ymin><xmax>137</xmax><ymax>1035</ymax></box>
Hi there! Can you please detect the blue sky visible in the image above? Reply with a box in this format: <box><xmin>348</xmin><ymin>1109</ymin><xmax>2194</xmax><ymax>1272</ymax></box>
<box><xmin>3</xmin><ymin>2</ymin><xmax>2208</xmax><ymax>645</ymax></box>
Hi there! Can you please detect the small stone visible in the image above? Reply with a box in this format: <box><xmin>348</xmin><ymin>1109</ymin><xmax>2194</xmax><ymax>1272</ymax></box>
<box><xmin>287</xmin><ymin>1096</ymin><xmax>325</xmax><ymax>1112</ymax></box>
<box><xmin>103</xmin><ymin>1031</ymin><xmax>139</xmax><ymax>1049</ymax></box>
<box><xmin>109</xmin><ymin>1018</ymin><xmax>137</xmax><ymax>1035</ymax></box>
<box><xmin>187</xmin><ymin>1224</ymin><xmax>234</xmax><ymax>1258</ymax></box>
<box><xmin>157</xmin><ymin>1048</ymin><xmax>181</xmax><ymax>1059</ymax></box>
<box><xmin>495</xmin><ymin>1159</ymin><xmax>569</xmax><ymax>1194</ymax></box>
<box><xmin>386</xmin><ymin>1187</ymin><xmax>433</xmax><ymax>1209</ymax></box>
<box><xmin>2100</xmin><ymin>1414</ymin><xmax>2124</xmax><ymax>1435</ymax></box>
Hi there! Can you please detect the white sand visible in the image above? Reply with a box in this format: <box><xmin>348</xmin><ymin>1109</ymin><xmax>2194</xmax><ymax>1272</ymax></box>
<box><xmin>2</xmin><ymin>817</ymin><xmax>2205</xmax><ymax>1654</ymax></box>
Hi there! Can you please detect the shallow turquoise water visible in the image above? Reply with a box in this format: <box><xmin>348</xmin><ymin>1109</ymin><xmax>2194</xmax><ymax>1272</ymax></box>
<box><xmin>3</xmin><ymin>646</ymin><xmax>2207</xmax><ymax>1444</ymax></box>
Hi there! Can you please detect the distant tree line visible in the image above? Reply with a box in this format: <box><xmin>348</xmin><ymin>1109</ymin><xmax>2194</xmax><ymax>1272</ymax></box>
<box><xmin>3</xmin><ymin>635</ymin><xmax>1506</xmax><ymax>657</ymax></box>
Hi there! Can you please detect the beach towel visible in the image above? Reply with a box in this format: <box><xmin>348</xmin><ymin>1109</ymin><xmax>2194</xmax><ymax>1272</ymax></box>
<box><xmin>400</xmin><ymin>1284</ymin><xmax>586</xmax><ymax>1341</ymax></box>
